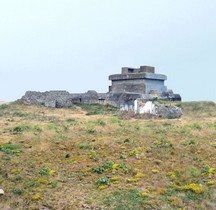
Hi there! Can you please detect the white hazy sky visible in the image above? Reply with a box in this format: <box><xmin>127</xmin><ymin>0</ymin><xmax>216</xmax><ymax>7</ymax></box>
<box><xmin>0</xmin><ymin>0</ymin><xmax>216</xmax><ymax>102</ymax></box>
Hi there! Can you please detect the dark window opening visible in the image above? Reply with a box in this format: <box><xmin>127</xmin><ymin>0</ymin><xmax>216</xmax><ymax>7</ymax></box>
<box><xmin>128</xmin><ymin>68</ymin><xmax>134</xmax><ymax>74</ymax></box>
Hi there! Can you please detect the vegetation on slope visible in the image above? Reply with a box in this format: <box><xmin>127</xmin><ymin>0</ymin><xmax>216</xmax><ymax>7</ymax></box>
<box><xmin>0</xmin><ymin>101</ymin><xmax>216</xmax><ymax>209</ymax></box>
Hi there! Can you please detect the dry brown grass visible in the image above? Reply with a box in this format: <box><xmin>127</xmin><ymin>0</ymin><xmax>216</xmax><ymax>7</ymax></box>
<box><xmin>0</xmin><ymin>101</ymin><xmax>216</xmax><ymax>209</ymax></box>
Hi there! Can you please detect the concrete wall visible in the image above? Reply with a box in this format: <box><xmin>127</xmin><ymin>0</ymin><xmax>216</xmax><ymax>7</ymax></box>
<box><xmin>111</xmin><ymin>79</ymin><xmax>146</xmax><ymax>93</ymax></box>
<box><xmin>120</xmin><ymin>104</ymin><xmax>134</xmax><ymax>111</ymax></box>
<box><xmin>121</xmin><ymin>66</ymin><xmax>155</xmax><ymax>74</ymax></box>
<box><xmin>144</xmin><ymin>79</ymin><xmax>167</xmax><ymax>94</ymax></box>
<box><xmin>134</xmin><ymin>99</ymin><xmax>182</xmax><ymax>118</ymax></box>
<box><xmin>111</xmin><ymin>78</ymin><xmax>167</xmax><ymax>94</ymax></box>
<box><xmin>21</xmin><ymin>65</ymin><xmax>181</xmax><ymax>109</ymax></box>
<box><xmin>121</xmin><ymin>67</ymin><xmax>140</xmax><ymax>74</ymax></box>
<box><xmin>140</xmin><ymin>66</ymin><xmax>155</xmax><ymax>73</ymax></box>
<box><xmin>22</xmin><ymin>90</ymin><xmax>106</xmax><ymax>108</ymax></box>
<box><xmin>134</xmin><ymin>100</ymin><xmax>155</xmax><ymax>114</ymax></box>
<box><xmin>109</xmin><ymin>73</ymin><xmax>166</xmax><ymax>81</ymax></box>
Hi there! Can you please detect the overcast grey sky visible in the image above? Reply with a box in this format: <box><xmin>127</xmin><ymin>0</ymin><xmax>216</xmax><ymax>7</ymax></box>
<box><xmin>0</xmin><ymin>0</ymin><xmax>216</xmax><ymax>102</ymax></box>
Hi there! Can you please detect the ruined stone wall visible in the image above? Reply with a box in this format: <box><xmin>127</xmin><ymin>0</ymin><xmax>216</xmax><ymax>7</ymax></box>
<box><xmin>21</xmin><ymin>90</ymin><xmax>181</xmax><ymax>109</ymax></box>
<box><xmin>134</xmin><ymin>99</ymin><xmax>182</xmax><ymax>118</ymax></box>
<box><xmin>22</xmin><ymin>91</ymin><xmax>106</xmax><ymax>108</ymax></box>
<box><xmin>21</xmin><ymin>65</ymin><xmax>181</xmax><ymax>109</ymax></box>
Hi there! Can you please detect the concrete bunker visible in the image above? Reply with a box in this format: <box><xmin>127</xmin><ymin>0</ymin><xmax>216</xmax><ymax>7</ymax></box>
<box><xmin>21</xmin><ymin>65</ymin><xmax>181</xmax><ymax>110</ymax></box>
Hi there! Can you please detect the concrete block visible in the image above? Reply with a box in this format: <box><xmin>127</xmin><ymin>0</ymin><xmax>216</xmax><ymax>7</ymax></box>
<box><xmin>140</xmin><ymin>66</ymin><xmax>155</xmax><ymax>73</ymax></box>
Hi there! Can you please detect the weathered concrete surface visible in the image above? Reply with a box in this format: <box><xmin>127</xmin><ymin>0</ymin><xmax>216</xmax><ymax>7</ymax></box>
<box><xmin>155</xmin><ymin>103</ymin><xmax>182</xmax><ymax>118</ymax></box>
<box><xmin>21</xmin><ymin>89</ymin><xmax>181</xmax><ymax>109</ymax></box>
<box><xmin>0</xmin><ymin>188</ymin><xmax>4</xmax><ymax>195</ymax></box>
<box><xmin>21</xmin><ymin>91</ymin><xmax>107</xmax><ymax>108</ymax></box>
<box><xmin>109</xmin><ymin>65</ymin><xmax>169</xmax><ymax>95</ymax></box>
<box><xmin>134</xmin><ymin>99</ymin><xmax>182</xmax><ymax>118</ymax></box>
<box><xmin>21</xmin><ymin>65</ymin><xmax>181</xmax><ymax>112</ymax></box>
<box><xmin>134</xmin><ymin>101</ymin><xmax>156</xmax><ymax>114</ymax></box>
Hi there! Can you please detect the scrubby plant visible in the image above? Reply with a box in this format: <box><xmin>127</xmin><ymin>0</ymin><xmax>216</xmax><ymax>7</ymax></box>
<box><xmin>49</xmin><ymin>181</ymin><xmax>57</xmax><ymax>188</ymax></box>
<box><xmin>103</xmin><ymin>189</ymin><xmax>148</xmax><ymax>209</ymax></box>
<box><xmin>202</xmin><ymin>164</ymin><xmax>211</xmax><ymax>176</ymax></box>
<box><xmin>87</xmin><ymin>128</ymin><xmax>96</xmax><ymax>134</ymax></box>
<box><xmin>110</xmin><ymin>116</ymin><xmax>121</xmax><ymax>124</ymax></box>
<box><xmin>12</xmin><ymin>188</ymin><xmax>24</xmax><ymax>195</ymax></box>
<box><xmin>1</xmin><ymin>100</ymin><xmax>216</xmax><ymax>209</ymax></box>
<box><xmin>182</xmin><ymin>183</ymin><xmax>203</xmax><ymax>194</ymax></box>
<box><xmin>66</xmin><ymin>118</ymin><xmax>77</xmax><ymax>123</ymax></box>
<box><xmin>78</xmin><ymin>103</ymin><xmax>118</xmax><ymax>115</ymax></box>
<box><xmin>38</xmin><ymin>167</ymin><xmax>51</xmax><ymax>176</ymax></box>
<box><xmin>0</xmin><ymin>143</ymin><xmax>22</xmax><ymax>154</ymax></box>
<box><xmin>89</xmin><ymin>150</ymin><xmax>97</xmax><ymax>160</ymax></box>
<box><xmin>95</xmin><ymin>118</ymin><xmax>106</xmax><ymax>126</ymax></box>
<box><xmin>189</xmin><ymin>166</ymin><xmax>199</xmax><ymax>177</ymax></box>
<box><xmin>27</xmin><ymin>181</ymin><xmax>39</xmax><ymax>188</ymax></box>
<box><xmin>96</xmin><ymin>176</ymin><xmax>109</xmax><ymax>186</ymax></box>
<box><xmin>13</xmin><ymin>111</ymin><xmax>29</xmax><ymax>117</ymax></box>
<box><xmin>0</xmin><ymin>104</ymin><xmax>10</xmax><ymax>110</ymax></box>
<box><xmin>92</xmin><ymin>160</ymin><xmax>131</xmax><ymax>175</ymax></box>
<box><xmin>79</xmin><ymin>142</ymin><xmax>92</xmax><ymax>150</ymax></box>
<box><xmin>10</xmin><ymin>125</ymin><xmax>31</xmax><ymax>133</ymax></box>
<box><xmin>181</xmin><ymin>139</ymin><xmax>200</xmax><ymax>146</ymax></box>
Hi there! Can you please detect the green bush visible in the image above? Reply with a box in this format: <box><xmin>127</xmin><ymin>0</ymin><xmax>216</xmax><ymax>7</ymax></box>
<box><xmin>10</xmin><ymin>125</ymin><xmax>31</xmax><ymax>133</ymax></box>
<box><xmin>38</xmin><ymin>167</ymin><xmax>51</xmax><ymax>176</ymax></box>
<box><xmin>13</xmin><ymin>111</ymin><xmax>29</xmax><ymax>117</ymax></box>
<box><xmin>96</xmin><ymin>176</ymin><xmax>109</xmax><ymax>185</ymax></box>
<box><xmin>0</xmin><ymin>104</ymin><xmax>10</xmax><ymax>110</ymax></box>
<box><xmin>0</xmin><ymin>143</ymin><xmax>22</xmax><ymax>154</ymax></box>
<box><xmin>92</xmin><ymin>160</ymin><xmax>114</xmax><ymax>174</ymax></box>
<box><xmin>12</xmin><ymin>188</ymin><xmax>24</xmax><ymax>195</ymax></box>
<box><xmin>79</xmin><ymin>142</ymin><xmax>92</xmax><ymax>150</ymax></box>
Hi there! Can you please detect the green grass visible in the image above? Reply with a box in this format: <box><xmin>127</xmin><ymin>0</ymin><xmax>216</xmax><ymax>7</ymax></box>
<box><xmin>0</xmin><ymin>143</ymin><xmax>22</xmax><ymax>154</ymax></box>
<box><xmin>78</xmin><ymin>103</ymin><xmax>119</xmax><ymax>115</ymax></box>
<box><xmin>0</xmin><ymin>101</ymin><xmax>216</xmax><ymax>209</ymax></box>
<box><xmin>103</xmin><ymin>189</ymin><xmax>149</xmax><ymax>210</ymax></box>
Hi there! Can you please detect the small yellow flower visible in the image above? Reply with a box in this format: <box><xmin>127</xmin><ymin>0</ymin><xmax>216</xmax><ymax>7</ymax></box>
<box><xmin>167</xmin><ymin>171</ymin><xmax>175</xmax><ymax>176</ymax></box>
<box><xmin>139</xmin><ymin>192</ymin><xmax>148</xmax><ymax>197</ymax></box>
<box><xmin>126</xmin><ymin>178</ymin><xmax>140</xmax><ymax>183</ymax></box>
<box><xmin>86</xmin><ymin>167</ymin><xmax>92</xmax><ymax>172</ymax></box>
<box><xmin>207</xmin><ymin>180</ymin><xmax>215</xmax><ymax>185</ymax></box>
<box><xmin>152</xmin><ymin>169</ymin><xmax>159</xmax><ymax>173</ymax></box>
<box><xmin>13</xmin><ymin>150</ymin><xmax>21</xmax><ymax>154</ymax></box>
<box><xmin>209</xmin><ymin>168</ymin><xmax>216</xmax><ymax>173</ymax></box>
<box><xmin>112</xmin><ymin>181</ymin><xmax>119</xmax><ymax>185</ymax></box>
<box><xmin>182</xmin><ymin>183</ymin><xmax>202</xmax><ymax>194</ymax></box>
<box><xmin>167</xmin><ymin>196</ymin><xmax>180</xmax><ymax>206</ymax></box>
<box><xmin>98</xmin><ymin>185</ymin><xmax>108</xmax><ymax>190</ymax></box>
<box><xmin>156</xmin><ymin>188</ymin><xmax>167</xmax><ymax>195</ymax></box>
<box><xmin>135</xmin><ymin>172</ymin><xmax>145</xmax><ymax>178</ymax></box>
<box><xmin>33</xmin><ymin>193</ymin><xmax>41</xmax><ymax>200</ymax></box>
<box><xmin>49</xmin><ymin>170</ymin><xmax>57</xmax><ymax>176</ymax></box>
<box><xmin>37</xmin><ymin>178</ymin><xmax>49</xmax><ymax>184</ymax></box>
<box><xmin>112</xmin><ymin>164</ymin><xmax>119</xmax><ymax>169</ymax></box>
<box><xmin>110</xmin><ymin>176</ymin><xmax>119</xmax><ymax>181</ymax></box>
<box><xmin>11</xmin><ymin>169</ymin><xmax>20</xmax><ymax>174</ymax></box>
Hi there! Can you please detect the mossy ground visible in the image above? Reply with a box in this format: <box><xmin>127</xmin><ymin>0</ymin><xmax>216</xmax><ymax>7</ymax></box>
<box><xmin>0</xmin><ymin>101</ymin><xmax>216</xmax><ymax>209</ymax></box>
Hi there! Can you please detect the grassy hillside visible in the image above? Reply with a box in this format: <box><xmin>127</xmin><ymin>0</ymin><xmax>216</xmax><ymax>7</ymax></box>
<box><xmin>0</xmin><ymin>101</ymin><xmax>216</xmax><ymax>209</ymax></box>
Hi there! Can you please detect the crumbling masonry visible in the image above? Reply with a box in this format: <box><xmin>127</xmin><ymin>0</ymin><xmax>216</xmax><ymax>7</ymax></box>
<box><xmin>22</xmin><ymin>65</ymin><xmax>181</xmax><ymax>109</ymax></box>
